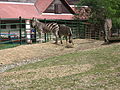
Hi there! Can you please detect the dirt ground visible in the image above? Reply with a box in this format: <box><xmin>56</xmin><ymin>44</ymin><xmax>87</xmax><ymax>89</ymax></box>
<box><xmin>0</xmin><ymin>39</ymin><xmax>120</xmax><ymax>89</ymax></box>
<box><xmin>0</xmin><ymin>39</ymin><xmax>105</xmax><ymax>65</ymax></box>
<box><xmin>1</xmin><ymin>64</ymin><xmax>92</xmax><ymax>80</ymax></box>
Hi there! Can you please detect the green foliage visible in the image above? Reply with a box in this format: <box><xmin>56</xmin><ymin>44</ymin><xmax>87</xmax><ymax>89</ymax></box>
<box><xmin>112</xmin><ymin>18</ymin><xmax>120</xmax><ymax>27</ymax></box>
<box><xmin>104</xmin><ymin>0</ymin><xmax>120</xmax><ymax>18</ymax></box>
<box><xmin>78</xmin><ymin>0</ymin><xmax>120</xmax><ymax>20</ymax></box>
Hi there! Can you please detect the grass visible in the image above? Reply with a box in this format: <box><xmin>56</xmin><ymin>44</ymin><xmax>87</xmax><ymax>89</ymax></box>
<box><xmin>0</xmin><ymin>43</ymin><xmax>19</xmax><ymax>50</ymax></box>
<box><xmin>0</xmin><ymin>43</ymin><xmax>120</xmax><ymax>90</ymax></box>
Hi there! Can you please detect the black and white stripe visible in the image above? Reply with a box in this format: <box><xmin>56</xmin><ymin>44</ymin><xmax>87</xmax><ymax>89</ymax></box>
<box><xmin>45</xmin><ymin>23</ymin><xmax>59</xmax><ymax>33</ymax></box>
<box><xmin>31</xmin><ymin>18</ymin><xmax>59</xmax><ymax>43</ymax></box>
<box><xmin>31</xmin><ymin>18</ymin><xmax>73</xmax><ymax>44</ymax></box>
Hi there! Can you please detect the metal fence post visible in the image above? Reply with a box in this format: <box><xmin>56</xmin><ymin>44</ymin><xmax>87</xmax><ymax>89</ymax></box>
<box><xmin>44</xmin><ymin>19</ymin><xmax>47</xmax><ymax>42</ymax></box>
<box><xmin>19</xmin><ymin>16</ymin><xmax>22</xmax><ymax>45</ymax></box>
<box><xmin>0</xmin><ymin>18</ymin><xmax>1</xmax><ymax>37</ymax></box>
<box><xmin>78</xmin><ymin>20</ymin><xmax>81</xmax><ymax>38</ymax></box>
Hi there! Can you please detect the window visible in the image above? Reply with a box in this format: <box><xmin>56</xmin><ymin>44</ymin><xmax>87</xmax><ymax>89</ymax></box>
<box><xmin>54</xmin><ymin>4</ymin><xmax>62</xmax><ymax>14</ymax></box>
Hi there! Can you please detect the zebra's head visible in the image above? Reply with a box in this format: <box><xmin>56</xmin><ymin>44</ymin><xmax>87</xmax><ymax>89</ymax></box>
<box><xmin>31</xmin><ymin>17</ymin><xmax>39</xmax><ymax>28</ymax></box>
<box><xmin>31</xmin><ymin>17</ymin><xmax>44</xmax><ymax>33</ymax></box>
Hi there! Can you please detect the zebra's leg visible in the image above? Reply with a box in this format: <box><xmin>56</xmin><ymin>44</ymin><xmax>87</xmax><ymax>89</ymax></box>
<box><xmin>54</xmin><ymin>34</ymin><xmax>58</xmax><ymax>44</ymax></box>
<box><xmin>104</xmin><ymin>29</ymin><xmax>109</xmax><ymax>43</ymax></box>
<box><xmin>38</xmin><ymin>31</ymin><xmax>43</xmax><ymax>43</ymax></box>
<box><xmin>69</xmin><ymin>35</ymin><xmax>74</xmax><ymax>45</ymax></box>
<box><xmin>53</xmin><ymin>30</ymin><xmax>59</xmax><ymax>44</ymax></box>
<box><xmin>59</xmin><ymin>35</ymin><xmax>63</xmax><ymax>44</ymax></box>
<box><xmin>71</xmin><ymin>39</ymin><xmax>74</xmax><ymax>45</ymax></box>
<box><xmin>65</xmin><ymin>36</ymin><xmax>68</xmax><ymax>45</ymax></box>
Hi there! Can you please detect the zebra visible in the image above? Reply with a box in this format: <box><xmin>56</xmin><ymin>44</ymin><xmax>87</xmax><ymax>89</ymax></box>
<box><xmin>104</xmin><ymin>19</ymin><xmax>112</xmax><ymax>43</ymax></box>
<box><xmin>58</xmin><ymin>24</ymin><xmax>74</xmax><ymax>45</ymax></box>
<box><xmin>31</xmin><ymin>17</ymin><xmax>59</xmax><ymax>44</ymax></box>
<box><xmin>31</xmin><ymin>18</ymin><xmax>74</xmax><ymax>45</ymax></box>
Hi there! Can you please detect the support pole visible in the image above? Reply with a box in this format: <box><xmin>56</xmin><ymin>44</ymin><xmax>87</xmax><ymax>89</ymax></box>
<box><xmin>0</xmin><ymin>18</ymin><xmax>1</xmax><ymax>38</ymax></box>
<box><xmin>25</xmin><ymin>19</ymin><xmax>32</xmax><ymax>44</ymax></box>
<box><xmin>19</xmin><ymin>16</ymin><xmax>22</xmax><ymax>44</ymax></box>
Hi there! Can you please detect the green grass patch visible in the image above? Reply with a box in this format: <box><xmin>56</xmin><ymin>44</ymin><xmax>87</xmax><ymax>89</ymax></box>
<box><xmin>0</xmin><ymin>43</ymin><xmax>19</xmax><ymax>50</ymax></box>
<box><xmin>9</xmin><ymin>44</ymin><xmax>120</xmax><ymax>72</ymax></box>
<box><xmin>1</xmin><ymin>44</ymin><xmax>120</xmax><ymax>89</ymax></box>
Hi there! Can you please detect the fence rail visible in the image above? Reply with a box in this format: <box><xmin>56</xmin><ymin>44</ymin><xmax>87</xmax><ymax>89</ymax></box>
<box><xmin>0</xmin><ymin>18</ymin><xmax>88</xmax><ymax>47</ymax></box>
<box><xmin>0</xmin><ymin>17</ymin><xmax>120</xmax><ymax>49</ymax></box>
<box><xmin>0</xmin><ymin>17</ymin><xmax>26</xmax><ymax>45</ymax></box>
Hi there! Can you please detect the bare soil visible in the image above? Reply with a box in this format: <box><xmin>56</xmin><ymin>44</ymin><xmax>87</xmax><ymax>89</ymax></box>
<box><xmin>1</xmin><ymin>64</ymin><xmax>92</xmax><ymax>80</ymax></box>
<box><xmin>0</xmin><ymin>39</ymin><xmax>104</xmax><ymax>65</ymax></box>
<box><xmin>0</xmin><ymin>39</ymin><xmax>120</xmax><ymax>89</ymax></box>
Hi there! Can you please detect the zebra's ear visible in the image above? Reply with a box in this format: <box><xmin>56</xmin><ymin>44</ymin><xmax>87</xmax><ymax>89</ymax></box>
<box><xmin>35</xmin><ymin>18</ymin><xmax>38</xmax><ymax>22</ymax></box>
<box><xmin>35</xmin><ymin>18</ymin><xmax>37</xmax><ymax>21</ymax></box>
<box><xmin>32</xmin><ymin>17</ymin><xmax>34</xmax><ymax>21</ymax></box>
<box><xmin>32</xmin><ymin>17</ymin><xmax>36</xmax><ymax>21</ymax></box>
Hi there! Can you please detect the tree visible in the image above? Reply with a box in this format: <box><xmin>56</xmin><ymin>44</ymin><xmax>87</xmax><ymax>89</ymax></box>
<box><xmin>74</xmin><ymin>6</ymin><xmax>91</xmax><ymax>20</ymax></box>
<box><xmin>76</xmin><ymin>0</ymin><xmax>120</xmax><ymax>42</ymax></box>
<box><xmin>77</xmin><ymin>0</ymin><xmax>120</xmax><ymax>22</ymax></box>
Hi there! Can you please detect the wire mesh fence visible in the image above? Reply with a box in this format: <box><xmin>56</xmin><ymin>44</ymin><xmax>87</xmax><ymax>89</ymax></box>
<box><xmin>0</xmin><ymin>17</ymin><xmax>101</xmax><ymax>49</ymax></box>
<box><xmin>2</xmin><ymin>17</ymin><xmax>120</xmax><ymax>49</ymax></box>
<box><xmin>0</xmin><ymin>17</ymin><xmax>26</xmax><ymax>49</ymax></box>
<box><xmin>37</xmin><ymin>19</ymin><xmax>87</xmax><ymax>43</ymax></box>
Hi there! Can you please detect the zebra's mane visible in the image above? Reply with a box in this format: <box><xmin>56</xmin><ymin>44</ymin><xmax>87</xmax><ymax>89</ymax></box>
<box><xmin>33</xmin><ymin>18</ymin><xmax>59</xmax><ymax>33</ymax></box>
<box><xmin>35</xmin><ymin>19</ymin><xmax>40</xmax><ymax>23</ymax></box>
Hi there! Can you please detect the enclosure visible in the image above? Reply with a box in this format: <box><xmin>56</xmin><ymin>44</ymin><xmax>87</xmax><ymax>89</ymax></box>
<box><xmin>0</xmin><ymin>17</ymin><xmax>87</xmax><ymax>48</ymax></box>
<box><xmin>0</xmin><ymin>17</ymin><xmax>26</xmax><ymax>44</ymax></box>
<box><xmin>108</xmin><ymin>22</ymin><xmax>120</xmax><ymax>41</ymax></box>
<box><xmin>0</xmin><ymin>17</ymin><xmax>120</xmax><ymax>49</ymax></box>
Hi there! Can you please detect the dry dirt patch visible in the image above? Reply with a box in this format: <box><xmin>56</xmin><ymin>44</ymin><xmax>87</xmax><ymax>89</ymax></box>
<box><xmin>0</xmin><ymin>39</ymin><xmax>104</xmax><ymax>65</ymax></box>
<box><xmin>0</xmin><ymin>64</ymin><xmax>93</xmax><ymax>82</ymax></box>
